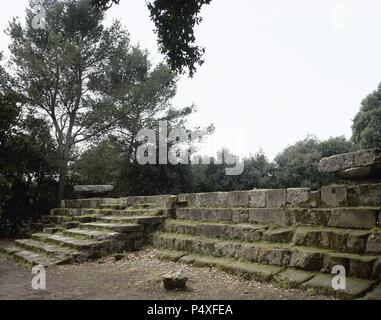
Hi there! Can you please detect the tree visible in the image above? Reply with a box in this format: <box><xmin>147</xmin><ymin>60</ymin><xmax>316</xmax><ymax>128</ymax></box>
<box><xmin>91</xmin><ymin>0</ymin><xmax>212</xmax><ymax>76</ymax></box>
<box><xmin>352</xmin><ymin>83</ymin><xmax>381</xmax><ymax>149</ymax></box>
<box><xmin>0</xmin><ymin>91</ymin><xmax>58</xmax><ymax>236</ymax></box>
<box><xmin>272</xmin><ymin>135</ymin><xmax>357</xmax><ymax>190</ymax></box>
<box><xmin>7</xmin><ymin>0</ymin><xmax>127</xmax><ymax>205</ymax></box>
<box><xmin>71</xmin><ymin>137</ymin><xmax>123</xmax><ymax>187</ymax></box>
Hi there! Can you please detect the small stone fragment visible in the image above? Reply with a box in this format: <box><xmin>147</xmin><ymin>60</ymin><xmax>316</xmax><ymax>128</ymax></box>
<box><xmin>162</xmin><ymin>270</ymin><xmax>188</xmax><ymax>290</ymax></box>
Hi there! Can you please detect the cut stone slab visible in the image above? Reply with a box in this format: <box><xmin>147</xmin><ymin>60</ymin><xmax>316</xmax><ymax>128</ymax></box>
<box><xmin>74</xmin><ymin>185</ymin><xmax>114</xmax><ymax>197</ymax></box>
<box><xmin>62</xmin><ymin>228</ymin><xmax>119</xmax><ymax>241</ymax></box>
<box><xmin>364</xmin><ymin>285</ymin><xmax>381</xmax><ymax>300</ymax></box>
<box><xmin>192</xmin><ymin>255</ymin><xmax>283</xmax><ymax>282</ymax></box>
<box><xmin>263</xmin><ymin>227</ymin><xmax>294</xmax><ymax>243</ymax></box>
<box><xmin>15</xmin><ymin>239</ymin><xmax>76</xmax><ymax>258</ymax></box>
<box><xmin>275</xmin><ymin>269</ymin><xmax>316</xmax><ymax>288</ymax></box>
<box><xmin>97</xmin><ymin>215</ymin><xmax>164</xmax><ymax>225</ymax></box>
<box><xmin>155</xmin><ymin>249</ymin><xmax>187</xmax><ymax>262</ymax></box>
<box><xmin>81</xmin><ymin>222</ymin><xmax>143</xmax><ymax>233</ymax></box>
<box><xmin>319</xmin><ymin>149</ymin><xmax>381</xmax><ymax>181</ymax></box>
<box><xmin>301</xmin><ymin>273</ymin><xmax>376</xmax><ymax>299</ymax></box>
<box><xmin>366</xmin><ymin>232</ymin><xmax>381</xmax><ymax>254</ymax></box>
<box><xmin>32</xmin><ymin>233</ymin><xmax>101</xmax><ymax>250</ymax></box>
<box><xmin>162</xmin><ymin>270</ymin><xmax>188</xmax><ymax>290</ymax></box>
<box><xmin>0</xmin><ymin>242</ymin><xmax>68</xmax><ymax>268</ymax></box>
<box><xmin>178</xmin><ymin>254</ymin><xmax>198</xmax><ymax>265</ymax></box>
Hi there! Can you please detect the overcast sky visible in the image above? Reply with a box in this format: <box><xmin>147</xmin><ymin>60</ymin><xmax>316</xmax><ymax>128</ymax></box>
<box><xmin>1</xmin><ymin>1</ymin><xmax>381</xmax><ymax>160</ymax></box>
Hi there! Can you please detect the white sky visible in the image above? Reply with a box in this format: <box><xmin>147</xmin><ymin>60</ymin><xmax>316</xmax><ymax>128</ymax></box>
<box><xmin>1</xmin><ymin>1</ymin><xmax>381</xmax><ymax>160</ymax></box>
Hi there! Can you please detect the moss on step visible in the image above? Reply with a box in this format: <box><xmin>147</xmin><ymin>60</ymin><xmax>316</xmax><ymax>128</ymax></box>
<box><xmin>301</xmin><ymin>273</ymin><xmax>377</xmax><ymax>299</ymax></box>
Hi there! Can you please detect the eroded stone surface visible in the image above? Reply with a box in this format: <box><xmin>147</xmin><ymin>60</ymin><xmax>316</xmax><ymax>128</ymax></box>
<box><xmin>74</xmin><ymin>185</ymin><xmax>114</xmax><ymax>197</ymax></box>
<box><xmin>162</xmin><ymin>270</ymin><xmax>188</xmax><ymax>290</ymax></box>
<box><xmin>319</xmin><ymin>149</ymin><xmax>381</xmax><ymax>181</ymax></box>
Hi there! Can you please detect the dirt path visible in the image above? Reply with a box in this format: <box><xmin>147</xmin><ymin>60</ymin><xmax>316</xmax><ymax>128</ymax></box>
<box><xmin>0</xmin><ymin>248</ymin><xmax>330</xmax><ymax>300</ymax></box>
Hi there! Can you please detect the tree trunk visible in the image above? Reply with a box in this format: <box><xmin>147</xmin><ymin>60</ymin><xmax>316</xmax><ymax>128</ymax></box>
<box><xmin>57</xmin><ymin>151</ymin><xmax>69</xmax><ymax>208</ymax></box>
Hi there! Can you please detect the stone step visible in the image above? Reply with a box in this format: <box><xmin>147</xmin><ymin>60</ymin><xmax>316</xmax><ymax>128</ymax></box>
<box><xmin>14</xmin><ymin>239</ymin><xmax>77</xmax><ymax>260</ymax></box>
<box><xmin>98</xmin><ymin>208</ymin><xmax>167</xmax><ymax>217</ymax></box>
<box><xmin>42</xmin><ymin>215</ymin><xmax>71</xmax><ymax>224</ymax></box>
<box><xmin>50</xmin><ymin>208</ymin><xmax>101</xmax><ymax>217</ymax></box>
<box><xmin>62</xmin><ymin>228</ymin><xmax>119</xmax><ymax>241</ymax></box>
<box><xmin>99</xmin><ymin>204</ymin><xmax>126</xmax><ymax>210</ymax></box>
<box><xmin>97</xmin><ymin>215</ymin><xmax>165</xmax><ymax>225</ymax></box>
<box><xmin>175</xmin><ymin>207</ymin><xmax>379</xmax><ymax>229</ymax></box>
<box><xmin>32</xmin><ymin>233</ymin><xmax>105</xmax><ymax>251</ymax></box>
<box><xmin>154</xmin><ymin>249</ymin><xmax>284</xmax><ymax>282</ymax></box>
<box><xmin>0</xmin><ymin>242</ymin><xmax>68</xmax><ymax>268</ymax></box>
<box><xmin>80</xmin><ymin>222</ymin><xmax>144</xmax><ymax>233</ymax></box>
<box><xmin>152</xmin><ymin>232</ymin><xmax>381</xmax><ymax>279</ymax></box>
<box><xmin>154</xmin><ymin>247</ymin><xmax>376</xmax><ymax>299</ymax></box>
<box><xmin>293</xmin><ymin>227</ymin><xmax>372</xmax><ymax>254</ymax></box>
<box><xmin>301</xmin><ymin>273</ymin><xmax>377</xmax><ymax>300</ymax></box>
<box><xmin>43</xmin><ymin>227</ymin><xmax>63</xmax><ymax>234</ymax></box>
<box><xmin>163</xmin><ymin>219</ymin><xmax>268</xmax><ymax>242</ymax></box>
<box><xmin>129</xmin><ymin>203</ymin><xmax>162</xmax><ymax>209</ymax></box>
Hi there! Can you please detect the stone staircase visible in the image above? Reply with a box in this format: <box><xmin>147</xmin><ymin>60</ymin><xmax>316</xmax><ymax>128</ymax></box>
<box><xmin>152</xmin><ymin>186</ymin><xmax>381</xmax><ymax>299</ymax></box>
<box><xmin>0</xmin><ymin>195</ymin><xmax>175</xmax><ymax>268</ymax></box>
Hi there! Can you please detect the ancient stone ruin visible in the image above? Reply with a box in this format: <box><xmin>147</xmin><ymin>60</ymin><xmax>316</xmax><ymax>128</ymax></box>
<box><xmin>1</xmin><ymin>149</ymin><xmax>381</xmax><ymax>300</ymax></box>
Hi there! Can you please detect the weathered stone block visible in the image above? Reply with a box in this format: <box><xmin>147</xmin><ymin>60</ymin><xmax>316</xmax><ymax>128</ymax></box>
<box><xmin>187</xmin><ymin>193</ymin><xmax>202</xmax><ymax>207</ymax></box>
<box><xmin>349</xmin><ymin>257</ymin><xmax>377</xmax><ymax>279</ymax></box>
<box><xmin>231</xmin><ymin>209</ymin><xmax>249</xmax><ymax>223</ymax></box>
<box><xmin>200</xmin><ymin>208</ymin><xmax>218</xmax><ymax>221</ymax></box>
<box><xmin>216</xmin><ymin>208</ymin><xmax>232</xmax><ymax>222</ymax></box>
<box><xmin>162</xmin><ymin>270</ymin><xmax>188</xmax><ymax>290</ymax></box>
<box><xmin>347</xmin><ymin>183</ymin><xmax>381</xmax><ymax>207</ymax></box>
<box><xmin>237</xmin><ymin>244</ymin><xmax>261</xmax><ymax>262</ymax></box>
<box><xmin>366</xmin><ymin>233</ymin><xmax>381</xmax><ymax>254</ymax></box>
<box><xmin>225</xmin><ymin>224</ymin><xmax>264</xmax><ymax>242</ymax></box>
<box><xmin>319</xmin><ymin>149</ymin><xmax>381</xmax><ymax>172</ymax></box>
<box><xmin>289</xmin><ymin>250</ymin><xmax>324</xmax><ymax>271</ymax></box>
<box><xmin>266</xmin><ymin>189</ymin><xmax>287</xmax><ymax>208</ymax></box>
<box><xmin>258</xmin><ymin>248</ymin><xmax>292</xmax><ymax>266</ymax></box>
<box><xmin>321</xmin><ymin>185</ymin><xmax>347</xmax><ymax>207</ymax></box>
<box><xmin>301</xmin><ymin>273</ymin><xmax>376</xmax><ymax>299</ymax></box>
<box><xmin>309</xmin><ymin>190</ymin><xmax>321</xmax><ymax>208</ymax></box>
<box><xmin>287</xmin><ymin>188</ymin><xmax>310</xmax><ymax>207</ymax></box>
<box><xmin>373</xmin><ymin>259</ymin><xmax>381</xmax><ymax>279</ymax></box>
<box><xmin>227</xmin><ymin>191</ymin><xmax>249</xmax><ymax>207</ymax></box>
<box><xmin>195</xmin><ymin>223</ymin><xmax>225</xmax><ymax>238</ymax></box>
<box><xmin>275</xmin><ymin>269</ymin><xmax>316</xmax><ymax>288</ymax></box>
<box><xmin>289</xmin><ymin>208</ymin><xmax>331</xmax><ymax>226</ymax></box>
<box><xmin>248</xmin><ymin>190</ymin><xmax>267</xmax><ymax>208</ymax></box>
<box><xmin>263</xmin><ymin>227</ymin><xmax>294</xmax><ymax>243</ymax></box>
<box><xmin>214</xmin><ymin>242</ymin><xmax>240</xmax><ymax>258</ymax></box>
<box><xmin>176</xmin><ymin>208</ymin><xmax>188</xmax><ymax>219</ymax></box>
<box><xmin>328</xmin><ymin>208</ymin><xmax>378</xmax><ymax>229</ymax></box>
<box><xmin>188</xmin><ymin>208</ymin><xmax>202</xmax><ymax>221</ymax></box>
<box><xmin>192</xmin><ymin>240</ymin><xmax>215</xmax><ymax>255</ymax></box>
<box><xmin>248</xmin><ymin>208</ymin><xmax>289</xmax><ymax>226</ymax></box>
<box><xmin>74</xmin><ymin>185</ymin><xmax>113</xmax><ymax>197</ymax></box>
<box><xmin>177</xmin><ymin>194</ymin><xmax>188</xmax><ymax>203</ymax></box>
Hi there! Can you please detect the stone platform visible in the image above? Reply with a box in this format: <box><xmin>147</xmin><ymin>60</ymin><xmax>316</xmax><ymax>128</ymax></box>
<box><xmin>319</xmin><ymin>149</ymin><xmax>381</xmax><ymax>181</ymax></box>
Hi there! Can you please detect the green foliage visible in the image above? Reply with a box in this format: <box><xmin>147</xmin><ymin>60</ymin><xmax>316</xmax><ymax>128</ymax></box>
<box><xmin>0</xmin><ymin>94</ymin><xmax>58</xmax><ymax>237</ymax></box>
<box><xmin>71</xmin><ymin>138</ymin><xmax>123</xmax><ymax>186</ymax></box>
<box><xmin>91</xmin><ymin>0</ymin><xmax>212</xmax><ymax>77</ymax></box>
<box><xmin>7</xmin><ymin>0</ymin><xmax>131</xmax><ymax>203</ymax></box>
<box><xmin>352</xmin><ymin>83</ymin><xmax>381</xmax><ymax>149</ymax></box>
<box><xmin>272</xmin><ymin>136</ymin><xmax>358</xmax><ymax>190</ymax></box>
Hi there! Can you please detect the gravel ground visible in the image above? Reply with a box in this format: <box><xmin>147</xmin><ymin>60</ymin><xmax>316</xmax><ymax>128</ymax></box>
<box><xmin>0</xmin><ymin>248</ymin><xmax>330</xmax><ymax>300</ymax></box>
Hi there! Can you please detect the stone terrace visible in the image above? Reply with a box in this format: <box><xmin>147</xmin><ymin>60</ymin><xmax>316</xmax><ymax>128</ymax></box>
<box><xmin>1</xmin><ymin>185</ymin><xmax>381</xmax><ymax>299</ymax></box>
